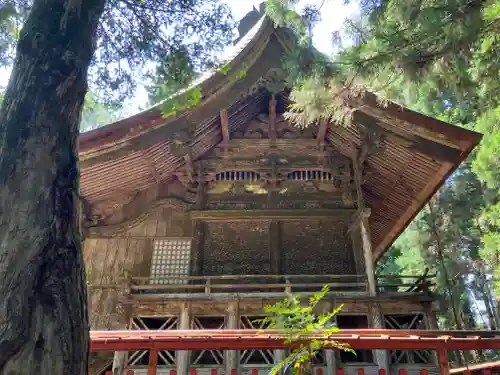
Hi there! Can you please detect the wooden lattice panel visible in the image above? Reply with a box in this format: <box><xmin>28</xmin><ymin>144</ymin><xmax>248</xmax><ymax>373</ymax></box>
<box><xmin>150</xmin><ymin>238</ymin><xmax>191</xmax><ymax>284</ymax></box>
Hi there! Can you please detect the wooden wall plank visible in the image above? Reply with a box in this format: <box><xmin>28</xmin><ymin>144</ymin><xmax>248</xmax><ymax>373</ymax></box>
<box><xmin>85</xmin><ymin>204</ymin><xmax>192</xmax><ymax>329</ymax></box>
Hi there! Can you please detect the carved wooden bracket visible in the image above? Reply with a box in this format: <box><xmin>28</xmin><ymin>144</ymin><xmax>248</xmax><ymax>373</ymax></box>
<box><xmin>247</xmin><ymin>68</ymin><xmax>288</xmax><ymax>95</ymax></box>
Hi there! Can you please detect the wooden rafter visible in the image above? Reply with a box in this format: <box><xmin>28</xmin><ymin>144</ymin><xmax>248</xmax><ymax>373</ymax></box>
<box><xmin>141</xmin><ymin>149</ymin><xmax>161</xmax><ymax>183</ymax></box>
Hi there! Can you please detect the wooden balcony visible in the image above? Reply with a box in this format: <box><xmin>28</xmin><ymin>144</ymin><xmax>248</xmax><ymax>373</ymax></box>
<box><xmin>126</xmin><ymin>273</ymin><xmax>434</xmax><ymax>301</ymax></box>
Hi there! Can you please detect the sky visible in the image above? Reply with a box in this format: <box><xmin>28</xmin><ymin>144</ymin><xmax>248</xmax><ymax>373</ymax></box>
<box><xmin>0</xmin><ymin>0</ymin><xmax>358</xmax><ymax>111</ymax></box>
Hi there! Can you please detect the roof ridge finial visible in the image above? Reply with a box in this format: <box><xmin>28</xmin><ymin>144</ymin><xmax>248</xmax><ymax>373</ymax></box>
<box><xmin>233</xmin><ymin>2</ymin><xmax>267</xmax><ymax>44</ymax></box>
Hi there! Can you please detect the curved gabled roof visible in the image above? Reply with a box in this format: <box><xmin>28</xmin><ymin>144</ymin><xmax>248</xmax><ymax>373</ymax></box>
<box><xmin>79</xmin><ymin>16</ymin><xmax>269</xmax><ymax>154</ymax></box>
<box><xmin>79</xmin><ymin>14</ymin><xmax>482</xmax><ymax>260</ymax></box>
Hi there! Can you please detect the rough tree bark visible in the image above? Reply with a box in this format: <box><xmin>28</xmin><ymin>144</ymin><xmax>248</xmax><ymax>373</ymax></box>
<box><xmin>0</xmin><ymin>0</ymin><xmax>106</xmax><ymax>373</ymax></box>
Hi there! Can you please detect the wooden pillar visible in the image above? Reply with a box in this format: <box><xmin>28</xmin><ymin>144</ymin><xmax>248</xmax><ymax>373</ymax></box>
<box><xmin>368</xmin><ymin>303</ymin><xmax>390</xmax><ymax>374</ymax></box>
<box><xmin>423</xmin><ymin>303</ymin><xmax>439</xmax><ymax>330</ymax></box>
<box><xmin>349</xmin><ymin>223</ymin><xmax>365</xmax><ymax>278</ymax></box>
<box><xmin>270</xmin><ymin>220</ymin><xmax>281</xmax><ymax>274</ymax></box>
<box><xmin>226</xmin><ymin>301</ymin><xmax>240</xmax><ymax>375</ymax></box>
<box><xmin>113</xmin><ymin>273</ymin><xmax>133</xmax><ymax>375</ymax></box>
<box><xmin>112</xmin><ymin>352</ymin><xmax>129</xmax><ymax>375</ymax></box>
<box><xmin>274</xmin><ymin>349</ymin><xmax>288</xmax><ymax>375</ymax></box>
<box><xmin>360</xmin><ymin>208</ymin><xmax>377</xmax><ymax>296</ymax></box>
<box><xmin>177</xmin><ymin>303</ymin><xmax>191</xmax><ymax>375</ymax></box>
<box><xmin>423</xmin><ymin>303</ymin><xmax>439</xmax><ymax>366</ymax></box>
<box><xmin>323</xmin><ymin>302</ymin><xmax>340</xmax><ymax>375</ymax></box>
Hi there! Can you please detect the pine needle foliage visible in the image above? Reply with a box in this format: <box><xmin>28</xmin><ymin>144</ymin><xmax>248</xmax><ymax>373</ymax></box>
<box><xmin>265</xmin><ymin>0</ymin><xmax>499</xmax><ymax>128</ymax></box>
<box><xmin>254</xmin><ymin>285</ymin><xmax>352</xmax><ymax>375</ymax></box>
<box><xmin>0</xmin><ymin>0</ymin><xmax>234</xmax><ymax>103</ymax></box>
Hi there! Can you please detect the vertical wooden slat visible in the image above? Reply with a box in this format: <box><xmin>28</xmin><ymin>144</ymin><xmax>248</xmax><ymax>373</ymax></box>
<box><xmin>148</xmin><ymin>350</ymin><xmax>158</xmax><ymax>375</ymax></box>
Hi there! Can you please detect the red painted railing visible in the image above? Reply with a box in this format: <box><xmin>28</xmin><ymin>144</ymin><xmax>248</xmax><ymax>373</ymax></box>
<box><xmin>93</xmin><ymin>369</ymin><xmax>435</xmax><ymax>375</ymax></box>
<box><xmin>88</xmin><ymin>329</ymin><xmax>500</xmax><ymax>375</ymax></box>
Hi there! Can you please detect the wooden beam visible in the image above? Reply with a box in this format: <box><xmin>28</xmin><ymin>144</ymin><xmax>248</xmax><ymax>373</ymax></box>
<box><xmin>190</xmin><ymin>208</ymin><xmax>355</xmax><ymax>221</ymax></box>
<box><xmin>269</xmin><ymin>94</ymin><xmax>277</xmax><ymax>142</ymax></box>
<box><xmin>220</xmin><ymin>109</ymin><xmax>230</xmax><ymax>145</ymax></box>
<box><xmin>356</xmin><ymin>128</ymin><xmax>372</xmax><ymax>168</ymax></box>
<box><xmin>353</xmin><ymin>110</ymin><xmax>463</xmax><ymax>163</ymax></box>
<box><xmin>316</xmin><ymin>118</ymin><xmax>329</xmax><ymax>148</ymax></box>
<box><xmin>346</xmin><ymin>90</ymin><xmax>482</xmax><ymax>150</ymax></box>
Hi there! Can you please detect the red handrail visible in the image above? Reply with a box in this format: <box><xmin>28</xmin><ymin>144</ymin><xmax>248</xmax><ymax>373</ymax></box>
<box><xmin>90</xmin><ymin>329</ymin><xmax>500</xmax><ymax>352</ymax></box>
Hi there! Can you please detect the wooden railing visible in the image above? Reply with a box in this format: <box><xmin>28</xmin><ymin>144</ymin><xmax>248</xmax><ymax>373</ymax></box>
<box><xmin>91</xmin><ymin>367</ymin><xmax>434</xmax><ymax>375</ymax></box>
<box><xmin>130</xmin><ymin>274</ymin><xmax>368</xmax><ymax>296</ymax></box>
<box><xmin>376</xmin><ymin>271</ymin><xmax>435</xmax><ymax>294</ymax></box>
<box><xmin>126</xmin><ymin>273</ymin><xmax>435</xmax><ymax>297</ymax></box>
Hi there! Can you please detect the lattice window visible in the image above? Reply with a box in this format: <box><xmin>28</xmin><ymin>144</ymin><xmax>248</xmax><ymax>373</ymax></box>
<box><xmin>129</xmin><ymin>317</ymin><xmax>178</xmax><ymax>367</ymax></box>
<box><xmin>239</xmin><ymin>316</ymin><xmax>275</xmax><ymax>365</ymax></box>
<box><xmin>190</xmin><ymin>316</ymin><xmax>226</xmax><ymax>366</ymax></box>
<box><xmin>150</xmin><ymin>238</ymin><xmax>191</xmax><ymax>284</ymax></box>
<box><xmin>385</xmin><ymin>314</ymin><xmax>433</xmax><ymax>365</ymax></box>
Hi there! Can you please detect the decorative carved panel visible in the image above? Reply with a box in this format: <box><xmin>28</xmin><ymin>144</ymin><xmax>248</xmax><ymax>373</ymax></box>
<box><xmin>282</xmin><ymin>220</ymin><xmax>355</xmax><ymax>275</ymax></box>
<box><xmin>203</xmin><ymin>221</ymin><xmax>271</xmax><ymax>276</ymax></box>
<box><xmin>233</xmin><ymin>113</ymin><xmax>315</xmax><ymax>139</ymax></box>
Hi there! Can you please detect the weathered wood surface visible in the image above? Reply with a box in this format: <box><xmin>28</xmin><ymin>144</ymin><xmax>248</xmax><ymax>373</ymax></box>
<box><xmin>85</xmin><ymin>204</ymin><xmax>192</xmax><ymax>330</ymax></box>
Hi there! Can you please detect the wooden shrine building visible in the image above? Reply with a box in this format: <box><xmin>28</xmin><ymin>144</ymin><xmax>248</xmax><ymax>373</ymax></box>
<box><xmin>79</xmin><ymin>7</ymin><xmax>482</xmax><ymax>375</ymax></box>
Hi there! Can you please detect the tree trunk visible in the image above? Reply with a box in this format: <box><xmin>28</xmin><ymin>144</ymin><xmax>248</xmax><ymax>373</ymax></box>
<box><xmin>0</xmin><ymin>0</ymin><xmax>105</xmax><ymax>373</ymax></box>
